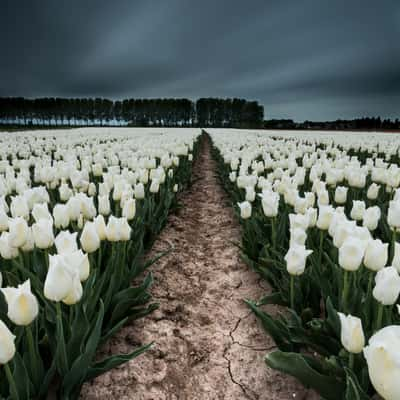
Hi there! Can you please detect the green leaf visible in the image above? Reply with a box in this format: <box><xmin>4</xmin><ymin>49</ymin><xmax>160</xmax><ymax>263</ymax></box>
<box><xmin>85</xmin><ymin>343</ymin><xmax>153</xmax><ymax>382</ymax></box>
<box><xmin>245</xmin><ymin>300</ymin><xmax>293</xmax><ymax>351</ymax></box>
<box><xmin>265</xmin><ymin>351</ymin><xmax>345</xmax><ymax>400</ymax></box>
<box><xmin>344</xmin><ymin>368</ymin><xmax>370</xmax><ymax>400</ymax></box>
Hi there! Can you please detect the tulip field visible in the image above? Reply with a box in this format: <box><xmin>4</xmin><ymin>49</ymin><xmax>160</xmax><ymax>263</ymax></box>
<box><xmin>209</xmin><ymin>128</ymin><xmax>400</xmax><ymax>400</ymax></box>
<box><xmin>1</xmin><ymin>126</ymin><xmax>400</xmax><ymax>400</ymax></box>
<box><xmin>0</xmin><ymin>127</ymin><xmax>199</xmax><ymax>399</ymax></box>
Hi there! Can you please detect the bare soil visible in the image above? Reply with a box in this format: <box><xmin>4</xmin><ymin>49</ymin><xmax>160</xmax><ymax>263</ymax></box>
<box><xmin>81</xmin><ymin>138</ymin><xmax>317</xmax><ymax>400</ymax></box>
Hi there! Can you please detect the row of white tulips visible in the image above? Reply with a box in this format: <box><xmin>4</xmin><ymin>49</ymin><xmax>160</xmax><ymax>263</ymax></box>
<box><xmin>0</xmin><ymin>127</ymin><xmax>200</xmax><ymax>399</ymax></box>
<box><xmin>209</xmin><ymin>128</ymin><xmax>400</xmax><ymax>400</ymax></box>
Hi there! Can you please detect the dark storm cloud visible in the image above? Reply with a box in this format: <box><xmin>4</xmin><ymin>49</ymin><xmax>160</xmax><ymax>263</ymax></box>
<box><xmin>1</xmin><ymin>0</ymin><xmax>399</xmax><ymax>120</ymax></box>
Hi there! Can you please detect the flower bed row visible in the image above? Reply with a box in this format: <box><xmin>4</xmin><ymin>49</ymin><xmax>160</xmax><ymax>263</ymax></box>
<box><xmin>209</xmin><ymin>128</ymin><xmax>400</xmax><ymax>400</ymax></box>
<box><xmin>0</xmin><ymin>127</ymin><xmax>200</xmax><ymax>399</ymax></box>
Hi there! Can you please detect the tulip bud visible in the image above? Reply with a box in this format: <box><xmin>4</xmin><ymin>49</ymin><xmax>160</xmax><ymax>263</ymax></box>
<box><xmin>0</xmin><ymin>208</ymin><xmax>9</xmax><ymax>232</ymax></box>
<box><xmin>334</xmin><ymin>186</ymin><xmax>348</xmax><ymax>204</ymax></box>
<box><xmin>122</xmin><ymin>198</ymin><xmax>136</xmax><ymax>220</ymax></box>
<box><xmin>80</xmin><ymin>221</ymin><xmax>100</xmax><ymax>253</ymax></box>
<box><xmin>32</xmin><ymin>203</ymin><xmax>52</xmax><ymax>222</ymax></box>
<box><xmin>32</xmin><ymin>219</ymin><xmax>54</xmax><ymax>249</ymax></box>
<box><xmin>284</xmin><ymin>244</ymin><xmax>313</xmax><ymax>275</ymax></box>
<box><xmin>93</xmin><ymin>215</ymin><xmax>107</xmax><ymax>241</ymax></box>
<box><xmin>53</xmin><ymin>204</ymin><xmax>70</xmax><ymax>229</ymax></box>
<box><xmin>364</xmin><ymin>239</ymin><xmax>388</xmax><ymax>271</ymax></box>
<box><xmin>388</xmin><ymin>200</ymin><xmax>400</xmax><ymax>229</ymax></box>
<box><xmin>392</xmin><ymin>242</ymin><xmax>400</xmax><ymax>272</ymax></box>
<box><xmin>173</xmin><ymin>184</ymin><xmax>178</xmax><ymax>193</ymax></box>
<box><xmin>338</xmin><ymin>313</ymin><xmax>365</xmax><ymax>354</ymax></box>
<box><xmin>106</xmin><ymin>216</ymin><xmax>131</xmax><ymax>242</ymax></box>
<box><xmin>363</xmin><ymin>206</ymin><xmax>381</xmax><ymax>231</ymax></box>
<box><xmin>364</xmin><ymin>325</ymin><xmax>400</xmax><ymax>400</ymax></box>
<box><xmin>350</xmin><ymin>200</ymin><xmax>366</xmax><ymax>221</ymax></box>
<box><xmin>373</xmin><ymin>266</ymin><xmax>400</xmax><ymax>305</ymax></box>
<box><xmin>316</xmin><ymin>205</ymin><xmax>334</xmax><ymax>230</ymax></box>
<box><xmin>0</xmin><ymin>232</ymin><xmax>19</xmax><ymax>259</ymax></box>
<box><xmin>44</xmin><ymin>254</ymin><xmax>75</xmax><ymax>302</ymax></box>
<box><xmin>8</xmin><ymin>217</ymin><xmax>28</xmax><ymax>248</ymax></box>
<box><xmin>19</xmin><ymin>226</ymin><xmax>34</xmax><ymax>252</ymax></box>
<box><xmin>0</xmin><ymin>320</ymin><xmax>15</xmax><ymax>364</ymax></box>
<box><xmin>339</xmin><ymin>237</ymin><xmax>366</xmax><ymax>271</ymax></box>
<box><xmin>237</xmin><ymin>201</ymin><xmax>252</xmax><ymax>219</ymax></box>
<box><xmin>1</xmin><ymin>280</ymin><xmax>38</xmax><ymax>326</ymax></box>
<box><xmin>367</xmin><ymin>183</ymin><xmax>380</xmax><ymax>200</ymax></box>
<box><xmin>54</xmin><ymin>231</ymin><xmax>78</xmax><ymax>254</ymax></box>
<box><xmin>134</xmin><ymin>183</ymin><xmax>145</xmax><ymax>200</ymax></box>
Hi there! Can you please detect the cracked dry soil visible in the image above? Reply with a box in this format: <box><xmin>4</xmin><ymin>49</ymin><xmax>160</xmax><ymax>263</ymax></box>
<box><xmin>81</xmin><ymin>138</ymin><xmax>317</xmax><ymax>400</ymax></box>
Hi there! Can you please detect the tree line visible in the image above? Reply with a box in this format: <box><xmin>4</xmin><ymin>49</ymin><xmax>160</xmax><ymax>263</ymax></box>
<box><xmin>264</xmin><ymin>117</ymin><xmax>400</xmax><ymax>131</ymax></box>
<box><xmin>0</xmin><ymin>97</ymin><xmax>264</xmax><ymax>128</ymax></box>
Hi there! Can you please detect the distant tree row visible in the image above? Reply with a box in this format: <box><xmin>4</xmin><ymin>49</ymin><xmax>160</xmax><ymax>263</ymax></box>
<box><xmin>0</xmin><ymin>97</ymin><xmax>264</xmax><ymax>128</ymax></box>
<box><xmin>264</xmin><ymin>117</ymin><xmax>400</xmax><ymax>131</ymax></box>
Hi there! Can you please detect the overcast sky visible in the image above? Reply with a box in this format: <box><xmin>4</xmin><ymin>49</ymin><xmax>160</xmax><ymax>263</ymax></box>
<box><xmin>1</xmin><ymin>0</ymin><xmax>399</xmax><ymax>121</ymax></box>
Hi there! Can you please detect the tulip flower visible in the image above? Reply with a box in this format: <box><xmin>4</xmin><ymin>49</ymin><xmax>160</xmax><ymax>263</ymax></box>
<box><xmin>364</xmin><ymin>326</ymin><xmax>400</xmax><ymax>400</ymax></box>
<box><xmin>54</xmin><ymin>231</ymin><xmax>78</xmax><ymax>254</ymax></box>
<box><xmin>0</xmin><ymin>320</ymin><xmax>16</xmax><ymax>364</ymax></box>
<box><xmin>32</xmin><ymin>219</ymin><xmax>54</xmax><ymax>249</ymax></box>
<box><xmin>338</xmin><ymin>312</ymin><xmax>365</xmax><ymax>356</ymax></box>
<box><xmin>363</xmin><ymin>239</ymin><xmax>388</xmax><ymax>272</ymax></box>
<box><xmin>1</xmin><ymin>280</ymin><xmax>38</xmax><ymax>326</ymax></box>
<box><xmin>8</xmin><ymin>217</ymin><xmax>29</xmax><ymax>248</ymax></box>
<box><xmin>237</xmin><ymin>201</ymin><xmax>252</xmax><ymax>219</ymax></box>
<box><xmin>80</xmin><ymin>221</ymin><xmax>100</xmax><ymax>253</ymax></box>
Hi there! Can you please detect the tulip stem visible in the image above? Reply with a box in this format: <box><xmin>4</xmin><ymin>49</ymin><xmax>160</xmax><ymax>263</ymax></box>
<box><xmin>391</xmin><ymin>229</ymin><xmax>397</xmax><ymax>264</ymax></box>
<box><xmin>341</xmin><ymin>271</ymin><xmax>350</xmax><ymax>312</ymax></box>
<box><xmin>318</xmin><ymin>230</ymin><xmax>324</xmax><ymax>267</ymax></box>
<box><xmin>271</xmin><ymin>217</ymin><xmax>276</xmax><ymax>249</ymax></box>
<box><xmin>26</xmin><ymin>325</ymin><xmax>39</xmax><ymax>386</ymax></box>
<box><xmin>375</xmin><ymin>303</ymin><xmax>384</xmax><ymax>332</ymax></box>
<box><xmin>348</xmin><ymin>353</ymin><xmax>354</xmax><ymax>370</ymax></box>
<box><xmin>56</xmin><ymin>302</ymin><xmax>69</xmax><ymax>374</ymax></box>
<box><xmin>4</xmin><ymin>363</ymin><xmax>19</xmax><ymax>400</ymax></box>
<box><xmin>290</xmin><ymin>275</ymin><xmax>295</xmax><ymax>310</ymax></box>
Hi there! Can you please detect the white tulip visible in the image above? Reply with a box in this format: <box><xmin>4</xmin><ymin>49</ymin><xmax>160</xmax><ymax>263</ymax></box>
<box><xmin>350</xmin><ymin>200</ymin><xmax>366</xmax><ymax>221</ymax></box>
<box><xmin>367</xmin><ymin>183</ymin><xmax>380</xmax><ymax>200</ymax></box>
<box><xmin>80</xmin><ymin>221</ymin><xmax>100</xmax><ymax>253</ymax></box>
<box><xmin>388</xmin><ymin>200</ymin><xmax>400</xmax><ymax>229</ymax></box>
<box><xmin>237</xmin><ymin>201</ymin><xmax>252</xmax><ymax>219</ymax></box>
<box><xmin>363</xmin><ymin>206</ymin><xmax>381</xmax><ymax>231</ymax></box>
<box><xmin>93</xmin><ymin>215</ymin><xmax>107</xmax><ymax>240</ymax></box>
<box><xmin>134</xmin><ymin>183</ymin><xmax>145</xmax><ymax>200</ymax></box>
<box><xmin>1</xmin><ymin>280</ymin><xmax>38</xmax><ymax>326</ymax></box>
<box><xmin>338</xmin><ymin>237</ymin><xmax>366</xmax><ymax>271</ymax></box>
<box><xmin>334</xmin><ymin>186</ymin><xmax>348</xmax><ymax>204</ymax></box>
<box><xmin>284</xmin><ymin>244</ymin><xmax>313</xmax><ymax>275</ymax></box>
<box><xmin>53</xmin><ymin>204</ymin><xmax>70</xmax><ymax>229</ymax></box>
<box><xmin>316</xmin><ymin>205</ymin><xmax>334</xmax><ymax>230</ymax></box>
<box><xmin>106</xmin><ymin>216</ymin><xmax>132</xmax><ymax>242</ymax></box>
<box><xmin>364</xmin><ymin>325</ymin><xmax>400</xmax><ymax>400</ymax></box>
<box><xmin>44</xmin><ymin>254</ymin><xmax>75</xmax><ymax>302</ymax></box>
<box><xmin>8</xmin><ymin>217</ymin><xmax>28</xmax><ymax>248</ymax></box>
<box><xmin>98</xmin><ymin>195</ymin><xmax>111</xmax><ymax>216</ymax></box>
<box><xmin>373</xmin><ymin>266</ymin><xmax>400</xmax><ymax>305</ymax></box>
<box><xmin>0</xmin><ymin>232</ymin><xmax>18</xmax><ymax>259</ymax></box>
<box><xmin>122</xmin><ymin>198</ymin><xmax>136</xmax><ymax>220</ymax></box>
<box><xmin>54</xmin><ymin>231</ymin><xmax>78</xmax><ymax>254</ymax></box>
<box><xmin>338</xmin><ymin>313</ymin><xmax>365</xmax><ymax>354</ymax></box>
<box><xmin>0</xmin><ymin>320</ymin><xmax>15</xmax><ymax>364</ymax></box>
<box><xmin>364</xmin><ymin>239</ymin><xmax>388</xmax><ymax>271</ymax></box>
<box><xmin>32</xmin><ymin>203</ymin><xmax>52</xmax><ymax>222</ymax></box>
<box><xmin>32</xmin><ymin>219</ymin><xmax>54</xmax><ymax>249</ymax></box>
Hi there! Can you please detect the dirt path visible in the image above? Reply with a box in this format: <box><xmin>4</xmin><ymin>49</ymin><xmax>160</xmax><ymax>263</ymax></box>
<box><xmin>81</xmin><ymin>137</ymin><xmax>313</xmax><ymax>400</ymax></box>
